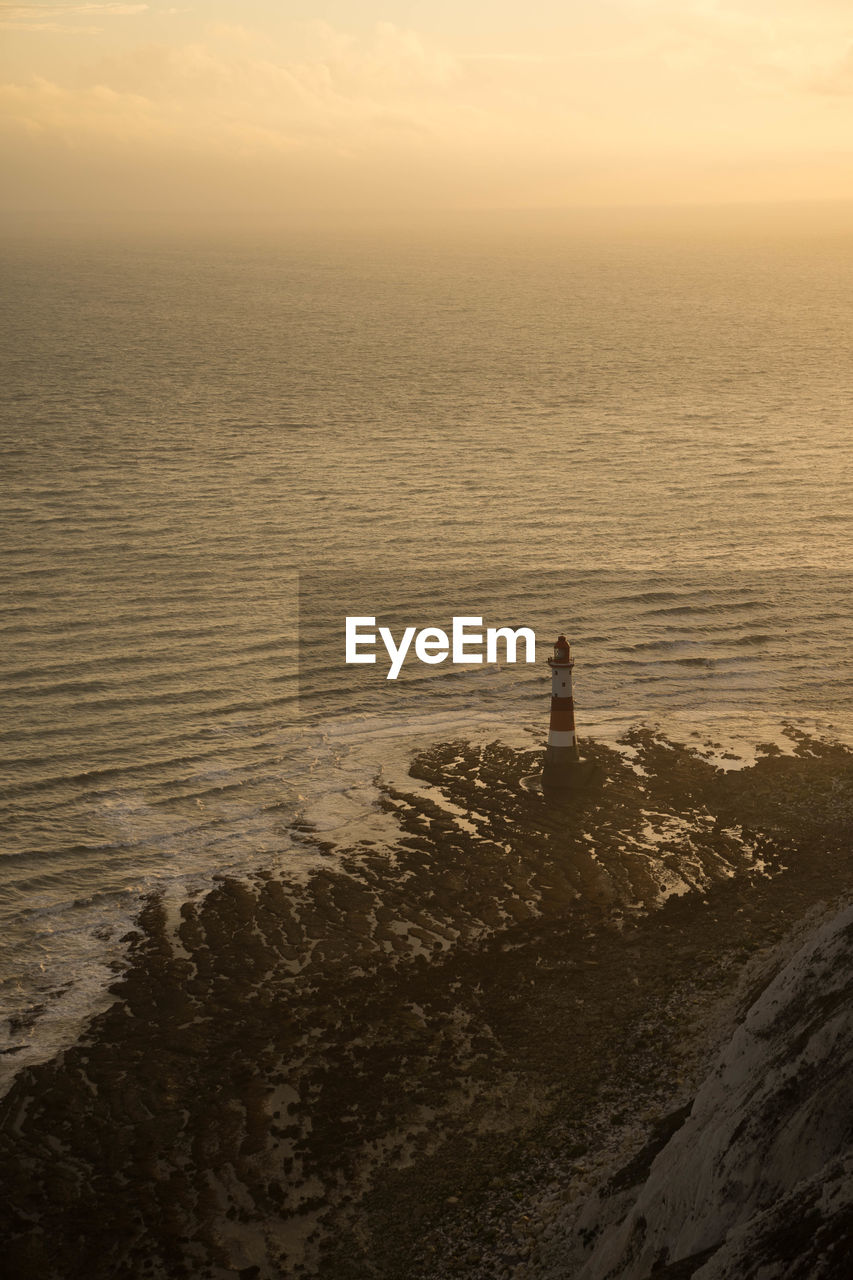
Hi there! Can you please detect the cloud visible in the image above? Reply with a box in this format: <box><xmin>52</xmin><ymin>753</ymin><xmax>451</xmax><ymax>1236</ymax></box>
<box><xmin>306</xmin><ymin>20</ymin><xmax>459</xmax><ymax>96</ymax></box>
<box><xmin>3</xmin><ymin>10</ymin><xmax>853</xmax><ymax>216</ymax></box>
<box><xmin>0</xmin><ymin>14</ymin><xmax>831</xmax><ymax>172</ymax></box>
<box><xmin>0</xmin><ymin>25</ymin><xmax>451</xmax><ymax>157</ymax></box>
<box><xmin>4</xmin><ymin>21</ymin><xmax>474</xmax><ymax>151</ymax></box>
<box><xmin>0</xmin><ymin>74</ymin><xmax>163</xmax><ymax>144</ymax></box>
<box><xmin>807</xmin><ymin>45</ymin><xmax>853</xmax><ymax>95</ymax></box>
<box><xmin>0</xmin><ymin>22</ymin><xmax>102</xmax><ymax>30</ymax></box>
<box><xmin>0</xmin><ymin>3</ymin><xmax>148</xmax><ymax>27</ymax></box>
<box><xmin>0</xmin><ymin>3</ymin><xmax>149</xmax><ymax>13</ymax></box>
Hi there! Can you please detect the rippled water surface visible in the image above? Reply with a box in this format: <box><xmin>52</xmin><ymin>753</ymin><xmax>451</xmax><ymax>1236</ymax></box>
<box><xmin>2</xmin><ymin>224</ymin><xmax>852</xmax><ymax>1078</ymax></box>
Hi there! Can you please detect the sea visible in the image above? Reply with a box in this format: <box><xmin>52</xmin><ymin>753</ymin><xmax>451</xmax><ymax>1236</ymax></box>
<box><xmin>2</xmin><ymin>214</ymin><xmax>852</xmax><ymax>1091</ymax></box>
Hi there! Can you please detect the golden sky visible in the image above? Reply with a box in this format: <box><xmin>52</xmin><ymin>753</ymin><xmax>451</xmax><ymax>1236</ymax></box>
<box><xmin>2</xmin><ymin>1</ymin><xmax>853</xmax><ymax>219</ymax></box>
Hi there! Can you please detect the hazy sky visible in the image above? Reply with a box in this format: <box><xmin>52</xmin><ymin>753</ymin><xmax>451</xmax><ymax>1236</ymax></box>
<box><xmin>2</xmin><ymin>1</ymin><xmax>853</xmax><ymax>219</ymax></box>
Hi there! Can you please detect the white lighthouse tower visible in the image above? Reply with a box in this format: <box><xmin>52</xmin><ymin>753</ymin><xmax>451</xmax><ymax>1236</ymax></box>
<box><xmin>543</xmin><ymin>634</ymin><xmax>586</xmax><ymax>789</ymax></box>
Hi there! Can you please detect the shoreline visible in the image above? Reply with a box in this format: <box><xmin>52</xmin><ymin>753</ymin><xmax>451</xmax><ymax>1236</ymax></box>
<box><xmin>2</xmin><ymin>728</ymin><xmax>852</xmax><ymax>1277</ymax></box>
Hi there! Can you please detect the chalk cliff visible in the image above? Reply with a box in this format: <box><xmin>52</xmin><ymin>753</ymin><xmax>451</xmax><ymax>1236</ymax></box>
<box><xmin>558</xmin><ymin>905</ymin><xmax>853</xmax><ymax>1279</ymax></box>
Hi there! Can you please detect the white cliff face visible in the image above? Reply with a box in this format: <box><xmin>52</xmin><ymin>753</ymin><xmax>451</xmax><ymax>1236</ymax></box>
<box><xmin>573</xmin><ymin>904</ymin><xmax>853</xmax><ymax>1280</ymax></box>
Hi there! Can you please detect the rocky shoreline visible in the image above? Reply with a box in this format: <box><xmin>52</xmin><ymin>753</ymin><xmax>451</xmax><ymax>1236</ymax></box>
<box><xmin>1</xmin><ymin>727</ymin><xmax>852</xmax><ymax>1278</ymax></box>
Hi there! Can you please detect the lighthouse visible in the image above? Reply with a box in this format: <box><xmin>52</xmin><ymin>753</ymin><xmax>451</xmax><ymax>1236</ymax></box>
<box><xmin>542</xmin><ymin>634</ymin><xmax>586</xmax><ymax>790</ymax></box>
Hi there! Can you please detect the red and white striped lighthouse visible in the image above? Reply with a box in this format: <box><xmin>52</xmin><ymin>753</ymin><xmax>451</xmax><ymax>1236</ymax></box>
<box><xmin>544</xmin><ymin>633</ymin><xmax>581</xmax><ymax>777</ymax></box>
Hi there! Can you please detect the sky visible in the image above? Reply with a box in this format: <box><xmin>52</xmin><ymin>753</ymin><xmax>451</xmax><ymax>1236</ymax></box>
<box><xmin>2</xmin><ymin>1</ymin><xmax>853</xmax><ymax>221</ymax></box>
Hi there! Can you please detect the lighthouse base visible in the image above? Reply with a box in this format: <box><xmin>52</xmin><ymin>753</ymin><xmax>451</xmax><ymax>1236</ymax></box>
<box><xmin>541</xmin><ymin>746</ymin><xmax>598</xmax><ymax>797</ymax></box>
